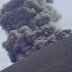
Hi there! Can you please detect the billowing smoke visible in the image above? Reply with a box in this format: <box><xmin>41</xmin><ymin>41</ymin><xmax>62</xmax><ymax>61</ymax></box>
<box><xmin>0</xmin><ymin>0</ymin><xmax>72</xmax><ymax>63</ymax></box>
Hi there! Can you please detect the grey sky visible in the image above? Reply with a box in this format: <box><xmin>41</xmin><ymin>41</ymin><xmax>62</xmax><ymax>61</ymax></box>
<box><xmin>0</xmin><ymin>0</ymin><xmax>12</xmax><ymax>71</ymax></box>
<box><xmin>0</xmin><ymin>0</ymin><xmax>72</xmax><ymax>71</ymax></box>
<box><xmin>54</xmin><ymin>0</ymin><xmax>72</xmax><ymax>29</ymax></box>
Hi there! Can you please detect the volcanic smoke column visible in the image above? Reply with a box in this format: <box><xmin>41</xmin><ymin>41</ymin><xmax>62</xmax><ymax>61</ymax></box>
<box><xmin>0</xmin><ymin>0</ymin><xmax>72</xmax><ymax>63</ymax></box>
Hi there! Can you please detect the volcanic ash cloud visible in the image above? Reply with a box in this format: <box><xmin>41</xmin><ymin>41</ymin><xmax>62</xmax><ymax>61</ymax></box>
<box><xmin>0</xmin><ymin>0</ymin><xmax>72</xmax><ymax>63</ymax></box>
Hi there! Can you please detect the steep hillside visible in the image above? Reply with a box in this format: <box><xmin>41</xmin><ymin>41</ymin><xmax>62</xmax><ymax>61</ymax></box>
<box><xmin>1</xmin><ymin>35</ymin><xmax>72</xmax><ymax>72</ymax></box>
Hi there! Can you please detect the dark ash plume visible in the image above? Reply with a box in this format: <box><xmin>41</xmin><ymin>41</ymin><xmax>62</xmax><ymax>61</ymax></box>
<box><xmin>0</xmin><ymin>0</ymin><xmax>61</xmax><ymax>32</ymax></box>
<box><xmin>0</xmin><ymin>0</ymin><xmax>72</xmax><ymax>63</ymax></box>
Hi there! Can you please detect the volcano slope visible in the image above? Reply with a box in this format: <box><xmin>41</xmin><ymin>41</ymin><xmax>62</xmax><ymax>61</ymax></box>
<box><xmin>1</xmin><ymin>35</ymin><xmax>72</xmax><ymax>72</ymax></box>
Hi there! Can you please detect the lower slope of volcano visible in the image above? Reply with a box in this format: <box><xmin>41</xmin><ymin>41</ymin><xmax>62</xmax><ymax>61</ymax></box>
<box><xmin>1</xmin><ymin>35</ymin><xmax>72</xmax><ymax>72</ymax></box>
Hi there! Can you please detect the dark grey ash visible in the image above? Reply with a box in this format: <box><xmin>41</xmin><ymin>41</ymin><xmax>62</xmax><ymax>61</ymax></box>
<box><xmin>0</xmin><ymin>0</ymin><xmax>72</xmax><ymax>63</ymax></box>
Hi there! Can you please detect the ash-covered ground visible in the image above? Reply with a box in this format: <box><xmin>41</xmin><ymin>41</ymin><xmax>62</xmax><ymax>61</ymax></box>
<box><xmin>0</xmin><ymin>0</ymin><xmax>72</xmax><ymax>63</ymax></box>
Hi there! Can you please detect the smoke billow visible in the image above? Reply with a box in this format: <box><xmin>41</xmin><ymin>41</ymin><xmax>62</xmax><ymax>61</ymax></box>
<box><xmin>0</xmin><ymin>0</ymin><xmax>72</xmax><ymax>63</ymax></box>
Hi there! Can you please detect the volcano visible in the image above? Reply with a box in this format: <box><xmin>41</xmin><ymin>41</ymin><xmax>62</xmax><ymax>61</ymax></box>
<box><xmin>1</xmin><ymin>35</ymin><xmax>72</xmax><ymax>72</ymax></box>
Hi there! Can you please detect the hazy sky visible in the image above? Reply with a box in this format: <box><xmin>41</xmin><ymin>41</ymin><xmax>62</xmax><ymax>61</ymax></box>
<box><xmin>0</xmin><ymin>0</ymin><xmax>72</xmax><ymax>71</ymax></box>
<box><xmin>54</xmin><ymin>0</ymin><xmax>72</xmax><ymax>29</ymax></box>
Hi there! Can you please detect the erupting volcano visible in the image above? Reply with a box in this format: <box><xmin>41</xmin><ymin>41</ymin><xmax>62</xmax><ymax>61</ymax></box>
<box><xmin>0</xmin><ymin>0</ymin><xmax>72</xmax><ymax>63</ymax></box>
